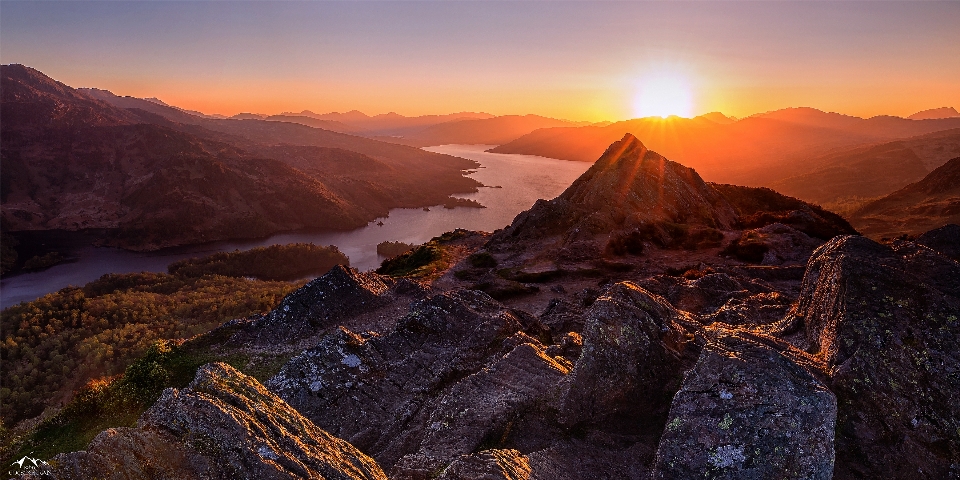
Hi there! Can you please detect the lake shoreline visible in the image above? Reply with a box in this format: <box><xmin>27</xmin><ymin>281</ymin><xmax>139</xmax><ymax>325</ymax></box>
<box><xmin>1</xmin><ymin>145</ymin><xmax>590</xmax><ymax>308</ymax></box>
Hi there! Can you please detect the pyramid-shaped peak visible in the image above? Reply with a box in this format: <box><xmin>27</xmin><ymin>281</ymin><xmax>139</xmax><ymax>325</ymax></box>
<box><xmin>601</xmin><ymin>133</ymin><xmax>647</xmax><ymax>162</ymax></box>
<box><xmin>556</xmin><ymin>134</ymin><xmax>737</xmax><ymax>230</ymax></box>
<box><xmin>488</xmin><ymin>136</ymin><xmax>740</xmax><ymax>251</ymax></box>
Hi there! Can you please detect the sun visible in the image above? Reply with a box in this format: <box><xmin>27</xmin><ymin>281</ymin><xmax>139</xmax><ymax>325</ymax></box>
<box><xmin>632</xmin><ymin>73</ymin><xmax>694</xmax><ymax>119</ymax></box>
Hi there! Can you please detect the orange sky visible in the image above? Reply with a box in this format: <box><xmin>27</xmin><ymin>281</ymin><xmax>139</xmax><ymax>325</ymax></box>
<box><xmin>2</xmin><ymin>2</ymin><xmax>958</xmax><ymax>122</ymax></box>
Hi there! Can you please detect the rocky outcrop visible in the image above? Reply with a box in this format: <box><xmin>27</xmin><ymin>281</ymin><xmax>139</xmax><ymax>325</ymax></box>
<box><xmin>559</xmin><ymin>282</ymin><xmax>702</xmax><ymax>434</ymax></box>
<box><xmin>37</xmin><ymin>363</ymin><xmax>386</xmax><ymax>480</ymax></box>
<box><xmin>266</xmin><ymin>290</ymin><xmax>557</xmax><ymax>475</ymax></box>
<box><xmin>651</xmin><ymin>333</ymin><xmax>836</xmax><ymax>480</ymax></box>
<box><xmin>775</xmin><ymin>235</ymin><xmax>960</xmax><ymax>479</ymax></box>
<box><xmin>248</xmin><ymin>265</ymin><xmax>393</xmax><ymax>343</ymax></box>
<box><xmin>391</xmin><ymin>342</ymin><xmax>570</xmax><ymax>478</ymax></box>
<box><xmin>722</xmin><ymin>223</ymin><xmax>824</xmax><ymax>265</ymax></box>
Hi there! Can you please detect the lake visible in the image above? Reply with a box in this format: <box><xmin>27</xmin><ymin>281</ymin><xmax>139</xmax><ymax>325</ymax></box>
<box><xmin>0</xmin><ymin>145</ymin><xmax>590</xmax><ymax>308</ymax></box>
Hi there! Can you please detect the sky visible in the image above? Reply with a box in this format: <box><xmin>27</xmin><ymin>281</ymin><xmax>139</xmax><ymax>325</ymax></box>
<box><xmin>2</xmin><ymin>1</ymin><xmax>958</xmax><ymax>122</ymax></box>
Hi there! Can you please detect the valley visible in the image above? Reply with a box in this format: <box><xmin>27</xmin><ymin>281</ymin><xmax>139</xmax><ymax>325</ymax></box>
<box><xmin>3</xmin><ymin>134</ymin><xmax>956</xmax><ymax>479</ymax></box>
<box><xmin>2</xmin><ymin>17</ymin><xmax>960</xmax><ymax>477</ymax></box>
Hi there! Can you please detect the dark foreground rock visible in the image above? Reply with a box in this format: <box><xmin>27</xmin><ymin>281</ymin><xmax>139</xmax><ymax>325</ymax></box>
<box><xmin>652</xmin><ymin>332</ymin><xmax>836</xmax><ymax>480</ymax></box>
<box><xmin>559</xmin><ymin>282</ymin><xmax>702</xmax><ymax>434</ymax></box>
<box><xmin>915</xmin><ymin>223</ymin><xmax>960</xmax><ymax>261</ymax></box>
<box><xmin>266</xmin><ymin>290</ymin><xmax>560</xmax><ymax>476</ymax></box>
<box><xmin>248</xmin><ymin>265</ymin><xmax>392</xmax><ymax>343</ymax></box>
<box><xmin>774</xmin><ymin>235</ymin><xmax>960</xmax><ymax>479</ymax></box>
<box><xmin>32</xmin><ymin>363</ymin><xmax>386</xmax><ymax>480</ymax></box>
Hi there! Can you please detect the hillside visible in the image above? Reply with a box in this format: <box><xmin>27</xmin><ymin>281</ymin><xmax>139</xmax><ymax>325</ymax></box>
<box><xmin>12</xmin><ymin>136</ymin><xmax>957</xmax><ymax>480</ymax></box>
<box><xmin>1</xmin><ymin>65</ymin><xmax>481</xmax><ymax>250</ymax></box>
<box><xmin>772</xmin><ymin>128</ymin><xmax>960</xmax><ymax>206</ymax></box>
<box><xmin>849</xmin><ymin>157</ymin><xmax>960</xmax><ymax>238</ymax></box>
<box><xmin>490</xmin><ymin>108</ymin><xmax>960</xmax><ymax>185</ymax></box>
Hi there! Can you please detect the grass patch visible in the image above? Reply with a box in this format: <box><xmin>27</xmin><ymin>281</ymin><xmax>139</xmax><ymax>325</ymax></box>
<box><xmin>377</xmin><ymin>229</ymin><xmax>473</xmax><ymax>279</ymax></box>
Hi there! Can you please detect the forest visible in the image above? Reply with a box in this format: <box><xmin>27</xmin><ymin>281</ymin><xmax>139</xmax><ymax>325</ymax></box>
<box><xmin>0</xmin><ymin>243</ymin><xmax>346</xmax><ymax>429</ymax></box>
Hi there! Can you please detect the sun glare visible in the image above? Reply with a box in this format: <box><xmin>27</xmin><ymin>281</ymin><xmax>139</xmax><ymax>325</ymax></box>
<box><xmin>633</xmin><ymin>74</ymin><xmax>694</xmax><ymax>119</ymax></box>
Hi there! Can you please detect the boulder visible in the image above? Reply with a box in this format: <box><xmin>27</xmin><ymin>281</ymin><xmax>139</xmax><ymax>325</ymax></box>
<box><xmin>651</xmin><ymin>333</ymin><xmax>836</xmax><ymax>480</ymax></box>
<box><xmin>249</xmin><ymin>265</ymin><xmax>392</xmax><ymax>343</ymax></box>
<box><xmin>391</xmin><ymin>342</ymin><xmax>570</xmax><ymax>478</ymax></box>
<box><xmin>776</xmin><ymin>235</ymin><xmax>960</xmax><ymax>479</ymax></box>
<box><xmin>267</xmin><ymin>290</ymin><xmax>546</xmax><ymax>469</ymax></box>
<box><xmin>558</xmin><ymin>282</ymin><xmax>702</xmax><ymax>434</ymax></box>
<box><xmin>38</xmin><ymin>363</ymin><xmax>386</xmax><ymax>480</ymax></box>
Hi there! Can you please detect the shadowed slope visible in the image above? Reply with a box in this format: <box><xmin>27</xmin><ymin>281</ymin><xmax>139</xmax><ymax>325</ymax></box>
<box><xmin>850</xmin><ymin>157</ymin><xmax>960</xmax><ymax>238</ymax></box>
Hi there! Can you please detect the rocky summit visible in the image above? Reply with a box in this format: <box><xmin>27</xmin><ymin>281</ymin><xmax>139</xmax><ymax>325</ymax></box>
<box><xmin>28</xmin><ymin>137</ymin><xmax>960</xmax><ymax>480</ymax></box>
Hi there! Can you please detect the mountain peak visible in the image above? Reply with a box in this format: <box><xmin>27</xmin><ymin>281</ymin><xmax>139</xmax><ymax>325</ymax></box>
<box><xmin>557</xmin><ymin>131</ymin><xmax>736</xmax><ymax>230</ymax></box>
<box><xmin>907</xmin><ymin>106</ymin><xmax>960</xmax><ymax>120</ymax></box>
<box><xmin>489</xmin><ymin>134</ymin><xmax>739</xmax><ymax>255</ymax></box>
<box><xmin>2</xmin><ymin>63</ymin><xmax>139</xmax><ymax>129</ymax></box>
<box><xmin>698</xmin><ymin>111</ymin><xmax>737</xmax><ymax>124</ymax></box>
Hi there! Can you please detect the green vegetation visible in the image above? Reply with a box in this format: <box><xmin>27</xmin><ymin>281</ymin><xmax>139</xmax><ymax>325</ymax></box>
<box><xmin>468</xmin><ymin>252</ymin><xmax>498</xmax><ymax>269</ymax></box>
<box><xmin>377</xmin><ymin>244</ymin><xmax>443</xmax><ymax>277</ymax></box>
<box><xmin>1</xmin><ymin>233</ymin><xmax>18</xmax><ymax>275</ymax></box>
<box><xmin>168</xmin><ymin>243</ymin><xmax>347</xmax><ymax>281</ymax></box>
<box><xmin>377</xmin><ymin>230</ymin><xmax>472</xmax><ymax>279</ymax></box>
<box><xmin>0</xmin><ymin>271</ymin><xmax>302</xmax><ymax>428</ymax></box>
<box><xmin>442</xmin><ymin>197</ymin><xmax>485</xmax><ymax>209</ymax></box>
<box><xmin>376</xmin><ymin>241</ymin><xmax>414</xmax><ymax>260</ymax></box>
<box><xmin>0</xmin><ymin>240</ymin><xmax>376</xmax><ymax>468</ymax></box>
<box><xmin>22</xmin><ymin>252</ymin><xmax>65</xmax><ymax>271</ymax></box>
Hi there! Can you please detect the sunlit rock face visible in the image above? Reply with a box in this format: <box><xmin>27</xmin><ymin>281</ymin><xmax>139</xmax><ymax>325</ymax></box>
<box><xmin>37</xmin><ymin>363</ymin><xmax>387</xmax><ymax>480</ymax></box>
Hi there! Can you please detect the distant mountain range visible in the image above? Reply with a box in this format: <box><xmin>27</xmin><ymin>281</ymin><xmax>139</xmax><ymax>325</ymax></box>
<box><xmin>7</xmin><ymin>63</ymin><xmax>959</xmax><ymax>249</ymax></box>
<box><xmin>908</xmin><ymin>106</ymin><xmax>960</xmax><ymax>120</ymax></box>
<box><xmin>489</xmin><ymin>107</ymin><xmax>960</xmax><ymax>196</ymax></box>
<box><xmin>1</xmin><ymin>64</ymin><xmax>481</xmax><ymax>250</ymax></box>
